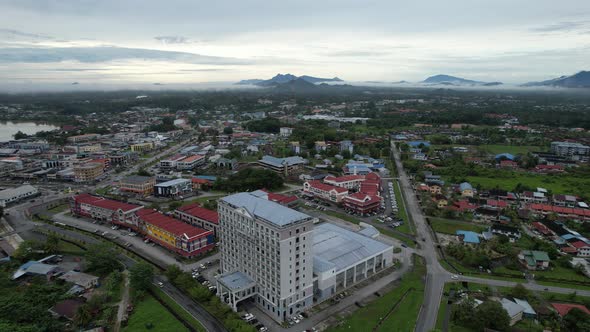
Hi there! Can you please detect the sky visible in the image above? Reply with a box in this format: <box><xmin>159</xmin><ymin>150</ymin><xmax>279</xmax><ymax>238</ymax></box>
<box><xmin>0</xmin><ymin>0</ymin><xmax>589</xmax><ymax>90</ymax></box>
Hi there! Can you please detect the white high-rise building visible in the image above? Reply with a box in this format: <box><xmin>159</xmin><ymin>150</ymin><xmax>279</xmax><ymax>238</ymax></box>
<box><xmin>217</xmin><ymin>190</ymin><xmax>316</xmax><ymax>322</ymax></box>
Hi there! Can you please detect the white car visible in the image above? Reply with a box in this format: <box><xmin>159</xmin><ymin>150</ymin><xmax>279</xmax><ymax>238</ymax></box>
<box><xmin>451</xmin><ymin>274</ymin><xmax>459</xmax><ymax>280</ymax></box>
<box><xmin>157</xmin><ymin>282</ymin><xmax>164</xmax><ymax>287</ymax></box>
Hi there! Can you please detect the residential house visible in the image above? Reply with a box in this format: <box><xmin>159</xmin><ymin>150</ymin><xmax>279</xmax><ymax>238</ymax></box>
<box><xmin>459</xmin><ymin>182</ymin><xmax>474</xmax><ymax>197</ymax></box>
<box><xmin>519</xmin><ymin>250</ymin><xmax>550</xmax><ymax>270</ymax></box>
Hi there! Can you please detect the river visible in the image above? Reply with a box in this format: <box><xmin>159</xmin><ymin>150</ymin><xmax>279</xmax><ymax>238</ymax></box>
<box><xmin>0</xmin><ymin>121</ymin><xmax>59</xmax><ymax>142</ymax></box>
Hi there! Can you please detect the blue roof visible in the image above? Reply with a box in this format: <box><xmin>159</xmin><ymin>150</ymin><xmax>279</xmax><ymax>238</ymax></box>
<box><xmin>408</xmin><ymin>140</ymin><xmax>431</xmax><ymax>147</ymax></box>
<box><xmin>561</xmin><ymin>234</ymin><xmax>576</xmax><ymax>240</ymax></box>
<box><xmin>495</xmin><ymin>153</ymin><xmax>515</xmax><ymax>160</ymax></box>
<box><xmin>221</xmin><ymin>192</ymin><xmax>312</xmax><ymax>227</ymax></box>
<box><xmin>459</xmin><ymin>182</ymin><xmax>473</xmax><ymax>191</ymax></box>
<box><xmin>195</xmin><ymin>175</ymin><xmax>217</xmax><ymax>181</ymax></box>
<box><xmin>260</xmin><ymin>155</ymin><xmax>305</xmax><ymax>167</ymax></box>
<box><xmin>456</xmin><ymin>230</ymin><xmax>480</xmax><ymax>244</ymax></box>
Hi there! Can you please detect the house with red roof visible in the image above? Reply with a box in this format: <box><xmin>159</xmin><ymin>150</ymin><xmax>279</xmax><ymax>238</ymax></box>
<box><xmin>70</xmin><ymin>194</ymin><xmax>142</xmax><ymax>226</ymax></box>
<box><xmin>174</xmin><ymin>203</ymin><xmax>219</xmax><ymax>235</ymax></box>
<box><xmin>303</xmin><ymin>180</ymin><xmax>348</xmax><ymax>203</ymax></box>
<box><xmin>323</xmin><ymin>175</ymin><xmax>365</xmax><ymax>191</ymax></box>
<box><xmin>342</xmin><ymin>192</ymin><xmax>381</xmax><ymax>215</ymax></box>
<box><xmin>138</xmin><ymin>209</ymin><xmax>214</xmax><ymax>257</ymax></box>
<box><xmin>571</xmin><ymin>241</ymin><xmax>590</xmax><ymax>257</ymax></box>
<box><xmin>551</xmin><ymin>303</ymin><xmax>590</xmax><ymax>317</ymax></box>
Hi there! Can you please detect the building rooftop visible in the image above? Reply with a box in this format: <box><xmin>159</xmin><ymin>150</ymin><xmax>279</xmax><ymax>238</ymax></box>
<box><xmin>500</xmin><ymin>298</ymin><xmax>525</xmax><ymax>317</ymax></box>
<box><xmin>218</xmin><ymin>271</ymin><xmax>256</xmax><ymax>291</ymax></box>
<box><xmin>259</xmin><ymin>155</ymin><xmax>305</xmax><ymax>168</ymax></box>
<box><xmin>155</xmin><ymin>178</ymin><xmax>191</xmax><ymax>187</ymax></box>
<box><xmin>312</xmin><ymin>223</ymin><xmax>391</xmax><ymax>273</ymax></box>
<box><xmin>73</xmin><ymin>194</ymin><xmax>141</xmax><ymax>212</ymax></box>
<box><xmin>0</xmin><ymin>185</ymin><xmax>37</xmax><ymax>200</ymax></box>
<box><xmin>456</xmin><ymin>230</ymin><xmax>480</xmax><ymax>244</ymax></box>
<box><xmin>177</xmin><ymin>203</ymin><xmax>219</xmax><ymax>224</ymax></box>
<box><xmin>138</xmin><ymin>209</ymin><xmax>211</xmax><ymax>239</ymax></box>
<box><xmin>120</xmin><ymin>175</ymin><xmax>154</xmax><ymax>184</ymax></box>
<box><xmin>221</xmin><ymin>192</ymin><xmax>312</xmax><ymax>227</ymax></box>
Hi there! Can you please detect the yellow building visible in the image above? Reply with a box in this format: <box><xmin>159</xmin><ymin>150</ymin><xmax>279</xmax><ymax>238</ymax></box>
<box><xmin>130</xmin><ymin>142</ymin><xmax>155</xmax><ymax>153</ymax></box>
<box><xmin>74</xmin><ymin>162</ymin><xmax>104</xmax><ymax>183</ymax></box>
<box><xmin>119</xmin><ymin>175</ymin><xmax>156</xmax><ymax>196</ymax></box>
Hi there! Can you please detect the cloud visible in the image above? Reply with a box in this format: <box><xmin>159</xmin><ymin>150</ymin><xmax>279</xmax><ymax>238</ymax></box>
<box><xmin>0</xmin><ymin>28</ymin><xmax>53</xmax><ymax>40</ymax></box>
<box><xmin>530</xmin><ymin>21</ymin><xmax>590</xmax><ymax>33</ymax></box>
<box><xmin>179</xmin><ymin>68</ymin><xmax>230</xmax><ymax>72</ymax></box>
<box><xmin>0</xmin><ymin>46</ymin><xmax>250</xmax><ymax>65</ymax></box>
<box><xmin>154</xmin><ymin>35</ymin><xmax>190</xmax><ymax>44</ymax></box>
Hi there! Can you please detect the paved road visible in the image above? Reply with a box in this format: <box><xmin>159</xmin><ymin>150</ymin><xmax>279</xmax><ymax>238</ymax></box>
<box><xmin>155</xmin><ymin>276</ymin><xmax>228</xmax><ymax>332</ymax></box>
<box><xmin>391</xmin><ymin>142</ymin><xmax>448</xmax><ymax>332</ymax></box>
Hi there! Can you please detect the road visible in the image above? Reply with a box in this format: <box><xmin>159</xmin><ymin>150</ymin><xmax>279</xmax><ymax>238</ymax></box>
<box><xmin>391</xmin><ymin>142</ymin><xmax>448</xmax><ymax>332</ymax></box>
<box><xmin>155</xmin><ymin>276</ymin><xmax>228</xmax><ymax>332</ymax></box>
<box><xmin>390</xmin><ymin>140</ymin><xmax>590</xmax><ymax>332</ymax></box>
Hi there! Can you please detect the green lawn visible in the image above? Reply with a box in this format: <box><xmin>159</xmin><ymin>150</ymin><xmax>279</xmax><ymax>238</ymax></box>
<box><xmin>181</xmin><ymin>195</ymin><xmax>225</xmax><ymax>207</ymax></box>
<box><xmin>327</xmin><ymin>255</ymin><xmax>425</xmax><ymax>332</ymax></box>
<box><xmin>324</xmin><ymin>210</ymin><xmax>360</xmax><ymax>224</ymax></box>
<box><xmin>466</xmin><ymin>174</ymin><xmax>590</xmax><ymax>198</ymax></box>
<box><xmin>123</xmin><ymin>295</ymin><xmax>188</xmax><ymax>332</ymax></box>
<box><xmin>151</xmin><ymin>287</ymin><xmax>206</xmax><ymax>332</ymax></box>
<box><xmin>57</xmin><ymin>240</ymin><xmax>86</xmax><ymax>255</ymax></box>
<box><xmin>429</xmin><ymin>218</ymin><xmax>486</xmax><ymax>235</ymax></box>
<box><xmin>392</xmin><ymin>180</ymin><xmax>413</xmax><ymax>235</ymax></box>
<box><xmin>476</xmin><ymin>144</ymin><xmax>546</xmax><ymax>155</ymax></box>
<box><xmin>48</xmin><ymin>204</ymin><xmax>69</xmax><ymax>213</ymax></box>
<box><xmin>534</xmin><ymin>265</ymin><xmax>589</xmax><ymax>283</ymax></box>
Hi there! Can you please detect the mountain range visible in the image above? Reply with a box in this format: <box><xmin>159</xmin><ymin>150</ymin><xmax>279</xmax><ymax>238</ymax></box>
<box><xmin>236</xmin><ymin>71</ymin><xmax>590</xmax><ymax>90</ymax></box>
<box><xmin>237</xmin><ymin>74</ymin><xmax>343</xmax><ymax>86</ymax></box>
<box><xmin>421</xmin><ymin>74</ymin><xmax>503</xmax><ymax>86</ymax></box>
<box><xmin>522</xmin><ymin>71</ymin><xmax>590</xmax><ymax>88</ymax></box>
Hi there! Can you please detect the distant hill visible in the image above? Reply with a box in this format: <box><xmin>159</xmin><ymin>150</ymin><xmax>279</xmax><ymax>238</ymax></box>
<box><xmin>422</xmin><ymin>74</ymin><xmax>502</xmax><ymax>86</ymax></box>
<box><xmin>522</xmin><ymin>71</ymin><xmax>590</xmax><ymax>88</ymax></box>
<box><xmin>271</xmin><ymin>77</ymin><xmax>319</xmax><ymax>92</ymax></box>
<box><xmin>236</xmin><ymin>73</ymin><xmax>343</xmax><ymax>86</ymax></box>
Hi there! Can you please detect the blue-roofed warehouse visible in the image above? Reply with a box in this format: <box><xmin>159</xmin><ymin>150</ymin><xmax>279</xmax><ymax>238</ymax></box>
<box><xmin>456</xmin><ymin>230</ymin><xmax>481</xmax><ymax>244</ymax></box>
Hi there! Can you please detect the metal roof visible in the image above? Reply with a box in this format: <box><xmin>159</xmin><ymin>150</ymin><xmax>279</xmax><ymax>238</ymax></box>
<box><xmin>0</xmin><ymin>185</ymin><xmax>37</xmax><ymax>201</ymax></box>
<box><xmin>218</xmin><ymin>271</ymin><xmax>255</xmax><ymax>290</ymax></box>
<box><xmin>155</xmin><ymin>178</ymin><xmax>191</xmax><ymax>187</ymax></box>
<box><xmin>221</xmin><ymin>192</ymin><xmax>312</xmax><ymax>227</ymax></box>
<box><xmin>259</xmin><ymin>155</ymin><xmax>305</xmax><ymax>167</ymax></box>
<box><xmin>312</xmin><ymin>223</ymin><xmax>391</xmax><ymax>273</ymax></box>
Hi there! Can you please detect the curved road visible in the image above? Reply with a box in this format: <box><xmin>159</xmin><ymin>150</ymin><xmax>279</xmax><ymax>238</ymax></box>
<box><xmin>390</xmin><ymin>141</ymin><xmax>590</xmax><ymax>332</ymax></box>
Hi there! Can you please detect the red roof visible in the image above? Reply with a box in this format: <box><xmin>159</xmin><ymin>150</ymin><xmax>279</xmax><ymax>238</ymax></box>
<box><xmin>571</xmin><ymin>241</ymin><xmax>590</xmax><ymax>249</ymax></box>
<box><xmin>529</xmin><ymin>204</ymin><xmax>590</xmax><ymax>217</ymax></box>
<box><xmin>191</xmin><ymin>178</ymin><xmax>212</xmax><ymax>184</ymax></box>
<box><xmin>551</xmin><ymin>303</ymin><xmax>590</xmax><ymax>317</ymax></box>
<box><xmin>365</xmin><ymin>172</ymin><xmax>381</xmax><ymax>181</ymax></box>
<box><xmin>532</xmin><ymin>222</ymin><xmax>551</xmax><ymax>235</ymax></box>
<box><xmin>306</xmin><ymin>180</ymin><xmax>348</xmax><ymax>193</ymax></box>
<box><xmin>73</xmin><ymin>194</ymin><xmax>140</xmax><ymax>212</ymax></box>
<box><xmin>267</xmin><ymin>192</ymin><xmax>298</xmax><ymax>205</ymax></box>
<box><xmin>180</xmin><ymin>155</ymin><xmax>204</xmax><ymax>163</ymax></box>
<box><xmin>177</xmin><ymin>204</ymin><xmax>219</xmax><ymax>224</ymax></box>
<box><xmin>343</xmin><ymin>192</ymin><xmax>381</xmax><ymax>205</ymax></box>
<box><xmin>486</xmin><ymin>199</ymin><xmax>508</xmax><ymax>208</ymax></box>
<box><xmin>324</xmin><ymin>175</ymin><xmax>364</xmax><ymax>183</ymax></box>
<box><xmin>138</xmin><ymin>209</ymin><xmax>211</xmax><ymax>239</ymax></box>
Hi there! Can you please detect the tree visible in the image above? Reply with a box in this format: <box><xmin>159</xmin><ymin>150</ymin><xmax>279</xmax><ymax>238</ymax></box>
<box><xmin>137</xmin><ymin>168</ymin><xmax>152</xmax><ymax>176</ymax></box>
<box><xmin>13</xmin><ymin>131</ymin><xmax>29</xmax><ymax>140</ymax></box>
<box><xmin>510</xmin><ymin>283</ymin><xmax>530</xmax><ymax>299</ymax></box>
<box><xmin>12</xmin><ymin>240</ymin><xmax>42</xmax><ymax>261</ymax></box>
<box><xmin>168</xmin><ymin>201</ymin><xmax>182</xmax><ymax>211</ymax></box>
<box><xmin>74</xmin><ymin>304</ymin><xmax>92</xmax><ymax>327</ymax></box>
<box><xmin>223</xmin><ymin>126</ymin><xmax>233</xmax><ymax>135</ymax></box>
<box><xmin>85</xmin><ymin>243</ymin><xmax>120</xmax><ymax>275</ymax></box>
<box><xmin>165</xmin><ymin>265</ymin><xmax>182</xmax><ymax>282</ymax></box>
<box><xmin>473</xmin><ymin>301</ymin><xmax>510</xmax><ymax>331</ymax></box>
<box><xmin>130</xmin><ymin>262</ymin><xmax>154</xmax><ymax>292</ymax></box>
<box><xmin>44</xmin><ymin>234</ymin><xmax>60</xmax><ymax>254</ymax></box>
<box><xmin>563</xmin><ymin>308</ymin><xmax>590</xmax><ymax>332</ymax></box>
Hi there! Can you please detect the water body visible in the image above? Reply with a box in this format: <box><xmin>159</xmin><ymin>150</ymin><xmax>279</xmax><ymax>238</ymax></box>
<box><xmin>0</xmin><ymin>121</ymin><xmax>59</xmax><ymax>142</ymax></box>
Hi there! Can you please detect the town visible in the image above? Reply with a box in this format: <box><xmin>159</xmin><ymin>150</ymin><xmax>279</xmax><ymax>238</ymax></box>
<box><xmin>0</xmin><ymin>86</ymin><xmax>589</xmax><ymax>332</ymax></box>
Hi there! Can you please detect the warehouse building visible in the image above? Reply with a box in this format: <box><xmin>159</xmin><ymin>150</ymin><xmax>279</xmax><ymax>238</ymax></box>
<box><xmin>0</xmin><ymin>185</ymin><xmax>39</xmax><ymax>207</ymax></box>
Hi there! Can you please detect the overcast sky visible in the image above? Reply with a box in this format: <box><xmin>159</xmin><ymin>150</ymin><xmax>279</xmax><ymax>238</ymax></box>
<box><xmin>0</xmin><ymin>0</ymin><xmax>589</xmax><ymax>89</ymax></box>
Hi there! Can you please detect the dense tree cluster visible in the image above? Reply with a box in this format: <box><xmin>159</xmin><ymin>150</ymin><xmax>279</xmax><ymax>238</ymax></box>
<box><xmin>214</xmin><ymin>169</ymin><xmax>283</xmax><ymax>192</ymax></box>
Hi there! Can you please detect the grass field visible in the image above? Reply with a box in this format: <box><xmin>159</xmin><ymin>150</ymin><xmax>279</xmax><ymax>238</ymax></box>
<box><xmin>324</xmin><ymin>210</ymin><xmax>361</xmax><ymax>224</ymax></box>
<box><xmin>181</xmin><ymin>194</ymin><xmax>225</xmax><ymax>207</ymax></box>
<box><xmin>123</xmin><ymin>295</ymin><xmax>188</xmax><ymax>332</ymax></box>
<box><xmin>429</xmin><ymin>218</ymin><xmax>486</xmax><ymax>235</ymax></box>
<box><xmin>57</xmin><ymin>240</ymin><xmax>86</xmax><ymax>255</ymax></box>
<box><xmin>151</xmin><ymin>287</ymin><xmax>206</xmax><ymax>332</ymax></box>
<box><xmin>476</xmin><ymin>144</ymin><xmax>546</xmax><ymax>155</ymax></box>
<box><xmin>466</xmin><ymin>174</ymin><xmax>590</xmax><ymax>197</ymax></box>
<box><xmin>392</xmin><ymin>180</ymin><xmax>413</xmax><ymax>235</ymax></box>
<box><xmin>327</xmin><ymin>255</ymin><xmax>425</xmax><ymax>332</ymax></box>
